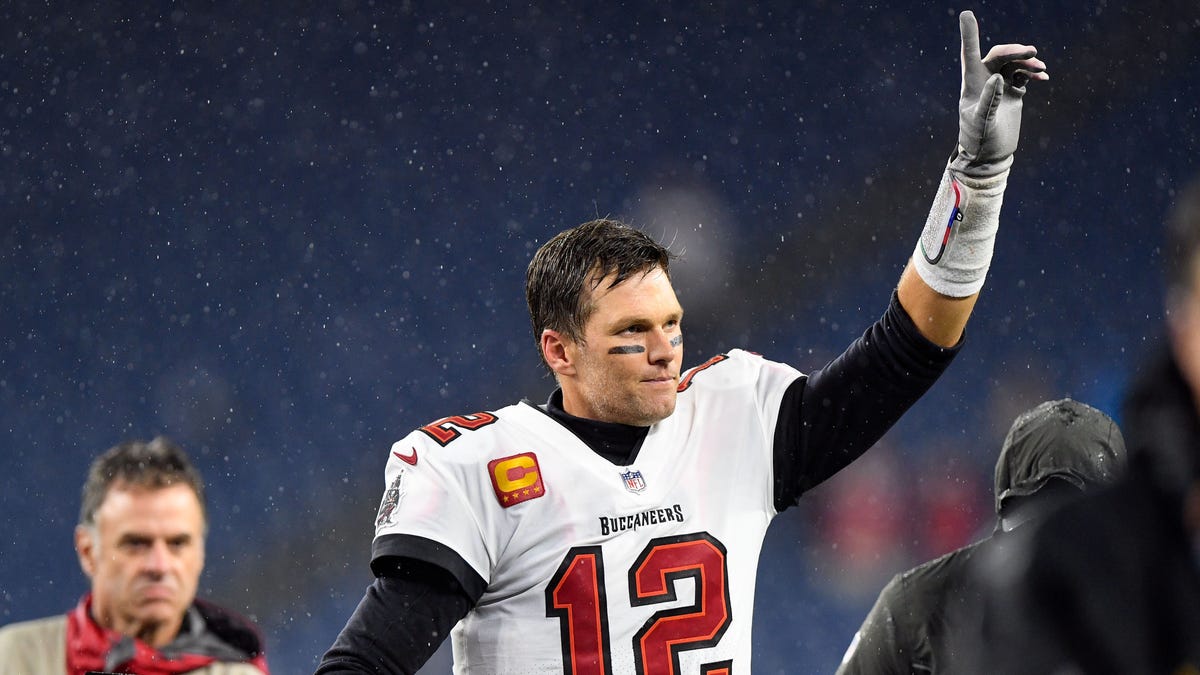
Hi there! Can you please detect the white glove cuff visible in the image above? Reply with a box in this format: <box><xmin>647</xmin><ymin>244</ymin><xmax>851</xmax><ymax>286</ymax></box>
<box><xmin>912</xmin><ymin>167</ymin><xmax>1008</xmax><ymax>297</ymax></box>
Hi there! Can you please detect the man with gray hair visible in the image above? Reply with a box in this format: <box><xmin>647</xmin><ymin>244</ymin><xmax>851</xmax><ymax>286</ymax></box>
<box><xmin>0</xmin><ymin>437</ymin><xmax>269</xmax><ymax>674</ymax></box>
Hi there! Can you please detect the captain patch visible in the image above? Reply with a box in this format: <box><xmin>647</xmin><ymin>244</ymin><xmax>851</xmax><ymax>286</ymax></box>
<box><xmin>488</xmin><ymin>452</ymin><xmax>545</xmax><ymax>507</ymax></box>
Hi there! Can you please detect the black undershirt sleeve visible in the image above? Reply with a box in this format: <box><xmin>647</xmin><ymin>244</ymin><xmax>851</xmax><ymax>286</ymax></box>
<box><xmin>371</xmin><ymin>533</ymin><xmax>489</xmax><ymax>601</ymax></box>
<box><xmin>773</xmin><ymin>291</ymin><xmax>960</xmax><ymax>510</ymax></box>
<box><xmin>315</xmin><ymin>557</ymin><xmax>475</xmax><ymax>674</ymax></box>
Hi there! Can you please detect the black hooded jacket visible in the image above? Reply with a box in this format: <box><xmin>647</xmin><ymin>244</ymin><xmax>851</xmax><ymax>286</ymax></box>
<box><xmin>975</xmin><ymin>346</ymin><xmax>1200</xmax><ymax>674</ymax></box>
<box><xmin>836</xmin><ymin>398</ymin><xmax>1126</xmax><ymax>675</ymax></box>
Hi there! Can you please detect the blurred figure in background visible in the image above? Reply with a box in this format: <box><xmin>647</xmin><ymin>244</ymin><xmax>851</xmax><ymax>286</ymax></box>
<box><xmin>835</xmin><ymin>398</ymin><xmax>1126</xmax><ymax>674</ymax></box>
<box><xmin>974</xmin><ymin>176</ymin><xmax>1200</xmax><ymax>673</ymax></box>
<box><xmin>0</xmin><ymin>437</ymin><xmax>268</xmax><ymax>675</ymax></box>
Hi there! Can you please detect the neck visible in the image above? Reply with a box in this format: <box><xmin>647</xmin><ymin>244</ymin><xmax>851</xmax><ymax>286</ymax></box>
<box><xmin>545</xmin><ymin>390</ymin><xmax>648</xmax><ymax>465</ymax></box>
<box><xmin>92</xmin><ymin>606</ymin><xmax>182</xmax><ymax>648</ymax></box>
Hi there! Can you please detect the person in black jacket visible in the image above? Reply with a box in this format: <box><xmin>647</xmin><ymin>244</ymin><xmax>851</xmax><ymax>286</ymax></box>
<box><xmin>972</xmin><ymin>176</ymin><xmax>1200</xmax><ymax>674</ymax></box>
<box><xmin>835</xmin><ymin>398</ymin><xmax>1126</xmax><ymax>675</ymax></box>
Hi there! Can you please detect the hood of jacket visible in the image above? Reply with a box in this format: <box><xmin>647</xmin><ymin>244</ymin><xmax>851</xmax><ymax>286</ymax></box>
<box><xmin>994</xmin><ymin>398</ymin><xmax>1127</xmax><ymax>516</ymax></box>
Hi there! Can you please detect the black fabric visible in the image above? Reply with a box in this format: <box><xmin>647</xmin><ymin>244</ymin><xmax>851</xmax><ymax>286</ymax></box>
<box><xmin>992</xmin><ymin>398</ymin><xmax>1126</xmax><ymax>514</ymax></box>
<box><xmin>372</xmin><ymin>533</ymin><xmax>487</xmax><ymax>602</ymax></box>
<box><xmin>838</xmin><ymin>488</ymin><xmax>1110</xmax><ymax>675</ymax></box>
<box><xmin>973</xmin><ymin>345</ymin><xmax>1200</xmax><ymax>674</ymax></box>
<box><xmin>172</xmin><ymin>599</ymin><xmax>266</xmax><ymax>661</ymax></box>
<box><xmin>836</xmin><ymin>539</ymin><xmax>988</xmax><ymax>675</ymax></box>
<box><xmin>838</xmin><ymin>394</ymin><xmax>1128</xmax><ymax>673</ymax></box>
<box><xmin>773</xmin><ymin>291</ymin><xmax>959</xmax><ymax>510</ymax></box>
<box><xmin>975</xmin><ymin>467</ymin><xmax>1200</xmax><ymax>674</ymax></box>
<box><xmin>105</xmin><ymin>598</ymin><xmax>266</xmax><ymax>668</ymax></box>
<box><xmin>994</xmin><ymin>478</ymin><xmax>1082</xmax><ymax>533</ymax></box>
<box><xmin>315</xmin><ymin>562</ymin><xmax>473</xmax><ymax>675</ymax></box>
<box><xmin>538</xmin><ymin>389</ymin><xmax>650</xmax><ymax>465</ymax></box>
<box><xmin>1122</xmin><ymin>344</ymin><xmax>1200</xmax><ymax>496</ymax></box>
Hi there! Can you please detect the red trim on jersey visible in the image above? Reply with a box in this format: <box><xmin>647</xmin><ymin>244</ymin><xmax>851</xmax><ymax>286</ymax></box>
<box><xmin>392</xmin><ymin>447</ymin><xmax>418</xmax><ymax>466</ymax></box>
<box><xmin>419</xmin><ymin>412</ymin><xmax>499</xmax><ymax>446</ymax></box>
<box><xmin>677</xmin><ymin>355</ymin><xmax>729</xmax><ymax>392</ymax></box>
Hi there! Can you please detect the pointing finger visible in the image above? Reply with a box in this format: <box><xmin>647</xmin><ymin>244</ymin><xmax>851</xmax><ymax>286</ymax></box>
<box><xmin>959</xmin><ymin>11</ymin><xmax>982</xmax><ymax>63</ymax></box>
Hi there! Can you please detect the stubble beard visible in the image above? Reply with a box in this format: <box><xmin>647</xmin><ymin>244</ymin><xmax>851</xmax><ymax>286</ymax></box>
<box><xmin>588</xmin><ymin>379</ymin><xmax>676</xmax><ymax>427</ymax></box>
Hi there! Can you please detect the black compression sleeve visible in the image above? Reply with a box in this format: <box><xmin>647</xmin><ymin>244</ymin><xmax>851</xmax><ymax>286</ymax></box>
<box><xmin>314</xmin><ymin>559</ymin><xmax>473</xmax><ymax>674</ymax></box>
<box><xmin>773</xmin><ymin>291</ymin><xmax>959</xmax><ymax>509</ymax></box>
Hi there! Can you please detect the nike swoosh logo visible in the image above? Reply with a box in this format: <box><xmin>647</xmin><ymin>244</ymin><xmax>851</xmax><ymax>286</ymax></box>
<box><xmin>393</xmin><ymin>447</ymin><xmax>418</xmax><ymax>466</ymax></box>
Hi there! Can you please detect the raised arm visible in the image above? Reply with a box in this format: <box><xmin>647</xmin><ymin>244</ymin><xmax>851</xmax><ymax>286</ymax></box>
<box><xmin>899</xmin><ymin>11</ymin><xmax>1048</xmax><ymax>347</ymax></box>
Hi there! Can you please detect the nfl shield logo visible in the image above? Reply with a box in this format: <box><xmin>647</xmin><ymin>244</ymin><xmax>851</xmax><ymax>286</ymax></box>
<box><xmin>620</xmin><ymin>469</ymin><xmax>646</xmax><ymax>493</ymax></box>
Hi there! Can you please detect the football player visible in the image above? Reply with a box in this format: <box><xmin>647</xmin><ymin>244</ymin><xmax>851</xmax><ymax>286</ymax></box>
<box><xmin>317</xmin><ymin>11</ymin><xmax>1048</xmax><ymax>674</ymax></box>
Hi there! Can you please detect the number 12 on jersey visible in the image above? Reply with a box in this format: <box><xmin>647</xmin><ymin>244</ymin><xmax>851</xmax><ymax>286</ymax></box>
<box><xmin>545</xmin><ymin>532</ymin><xmax>733</xmax><ymax>675</ymax></box>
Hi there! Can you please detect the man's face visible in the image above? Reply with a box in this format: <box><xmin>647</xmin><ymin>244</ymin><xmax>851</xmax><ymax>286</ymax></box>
<box><xmin>75</xmin><ymin>483</ymin><xmax>205</xmax><ymax>647</ymax></box>
<box><xmin>558</xmin><ymin>266</ymin><xmax>684</xmax><ymax>426</ymax></box>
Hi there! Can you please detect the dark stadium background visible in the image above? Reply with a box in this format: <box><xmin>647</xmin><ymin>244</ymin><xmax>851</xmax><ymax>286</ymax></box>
<box><xmin>2</xmin><ymin>2</ymin><xmax>1197</xmax><ymax>672</ymax></box>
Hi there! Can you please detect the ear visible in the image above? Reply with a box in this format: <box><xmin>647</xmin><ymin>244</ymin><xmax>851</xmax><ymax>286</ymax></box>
<box><xmin>75</xmin><ymin>525</ymin><xmax>97</xmax><ymax>579</ymax></box>
<box><xmin>540</xmin><ymin>329</ymin><xmax>578</xmax><ymax>377</ymax></box>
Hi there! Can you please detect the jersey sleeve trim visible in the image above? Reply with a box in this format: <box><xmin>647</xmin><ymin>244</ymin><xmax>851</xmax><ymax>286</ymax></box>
<box><xmin>372</xmin><ymin>533</ymin><xmax>488</xmax><ymax>603</ymax></box>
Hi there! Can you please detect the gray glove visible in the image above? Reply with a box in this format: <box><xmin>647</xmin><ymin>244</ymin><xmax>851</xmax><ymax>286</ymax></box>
<box><xmin>951</xmin><ymin>11</ymin><xmax>1048</xmax><ymax>180</ymax></box>
<box><xmin>913</xmin><ymin>12</ymin><xmax>1049</xmax><ymax>297</ymax></box>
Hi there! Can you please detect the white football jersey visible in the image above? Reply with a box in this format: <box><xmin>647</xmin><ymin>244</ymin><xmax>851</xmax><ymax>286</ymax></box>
<box><xmin>373</xmin><ymin>348</ymin><xmax>803</xmax><ymax>675</ymax></box>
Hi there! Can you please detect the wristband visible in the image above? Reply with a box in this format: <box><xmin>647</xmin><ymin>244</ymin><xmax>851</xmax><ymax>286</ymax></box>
<box><xmin>912</xmin><ymin>167</ymin><xmax>1008</xmax><ymax>297</ymax></box>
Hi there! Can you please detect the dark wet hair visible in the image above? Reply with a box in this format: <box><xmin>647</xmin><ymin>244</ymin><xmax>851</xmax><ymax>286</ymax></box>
<box><xmin>525</xmin><ymin>218</ymin><xmax>674</xmax><ymax>366</ymax></box>
<box><xmin>79</xmin><ymin>436</ymin><xmax>207</xmax><ymax>528</ymax></box>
